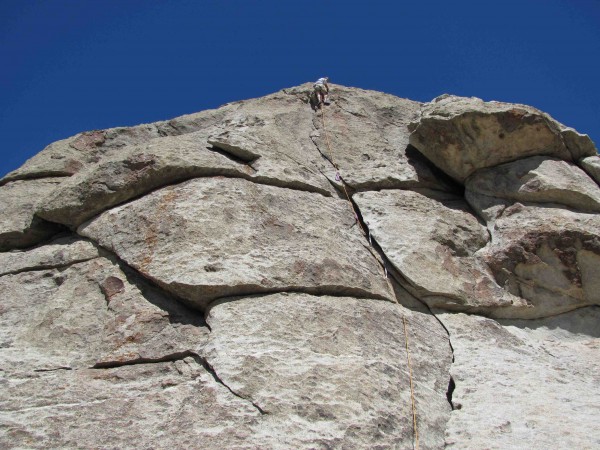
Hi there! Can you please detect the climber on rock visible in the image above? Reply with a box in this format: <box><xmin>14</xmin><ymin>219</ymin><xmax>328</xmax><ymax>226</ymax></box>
<box><xmin>313</xmin><ymin>77</ymin><xmax>330</xmax><ymax>107</ymax></box>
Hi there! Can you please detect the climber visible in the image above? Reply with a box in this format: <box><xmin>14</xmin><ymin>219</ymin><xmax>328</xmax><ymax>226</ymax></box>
<box><xmin>313</xmin><ymin>77</ymin><xmax>330</xmax><ymax>107</ymax></box>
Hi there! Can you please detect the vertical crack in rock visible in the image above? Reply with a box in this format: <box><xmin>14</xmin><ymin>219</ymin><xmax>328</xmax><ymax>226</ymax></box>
<box><xmin>346</xmin><ymin>176</ymin><xmax>460</xmax><ymax>414</ymax></box>
<box><xmin>310</xmin><ymin>106</ymin><xmax>460</xmax><ymax>426</ymax></box>
<box><xmin>446</xmin><ymin>376</ymin><xmax>457</xmax><ymax>410</ymax></box>
<box><xmin>309</xmin><ymin>115</ymin><xmax>338</xmax><ymax>169</ymax></box>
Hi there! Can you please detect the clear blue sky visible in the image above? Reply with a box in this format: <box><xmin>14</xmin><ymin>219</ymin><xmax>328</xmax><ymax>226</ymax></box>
<box><xmin>1</xmin><ymin>0</ymin><xmax>599</xmax><ymax>177</ymax></box>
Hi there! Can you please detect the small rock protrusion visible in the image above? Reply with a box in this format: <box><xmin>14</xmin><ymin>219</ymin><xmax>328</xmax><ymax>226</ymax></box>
<box><xmin>100</xmin><ymin>276</ymin><xmax>125</xmax><ymax>303</ymax></box>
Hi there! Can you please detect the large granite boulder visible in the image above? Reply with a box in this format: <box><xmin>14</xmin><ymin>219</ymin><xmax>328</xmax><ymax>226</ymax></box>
<box><xmin>409</xmin><ymin>94</ymin><xmax>597</xmax><ymax>182</ymax></box>
<box><xmin>580</xmin><ymin>155</ymin><xmax>600</xmax><ymax>185</ymax></box>
<box><xmin>1</xmin><ymin>83</ymin><xmax>599</xmax><ymax>448</ymax></box>
<box><xmin>480</xmin><ymin>203</ymin><xmax>600</xmax><ymax>318</ymax></box>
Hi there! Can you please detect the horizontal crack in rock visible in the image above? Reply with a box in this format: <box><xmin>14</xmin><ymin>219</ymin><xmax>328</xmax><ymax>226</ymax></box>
<box><xmin>92</xmin><ymin>350</ymin><xmax>268</xmax><ymax>416</ymax></box>
<box><xmin>0</xmin><ymin>173</ymin><xmax>72</xmax><ymax>187</ymax></box>
<box><xmin>205</xmin><ymin>287</ymin><xmax>394</xmax><ymax>312</ymax></box>
<box><xmin>206</xmin><ymin>143</ymin><xmax>260</xmax><ymax>166</ymax></box>
<box><xmin>91</xmin><ymin>350</ymin><xmax>199</xmax><ymax>369</ymax></box>
<box><xmin>33</xmin><ymin>366</ymin><xmax>73</xmax><ymax>372</ymax></box>
<box><xmin>0</xmin><ymin>256</ymin><xmax>100</xmax><ymax>277</ymax></box>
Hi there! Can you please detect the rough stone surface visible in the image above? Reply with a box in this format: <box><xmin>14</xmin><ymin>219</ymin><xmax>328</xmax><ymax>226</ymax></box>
<box><xmin>207</xmin><ymin>85</ymin><xmax>335</xmax><ymax>196</ymax></box>
<box><xmin>37</xmin><ymin>132</ymin><xmax>256</xmax><ymax>228</ymax></box>
<box><xmin>480</xmin><ymin>203</ymin><xmax>600</xmax><ymax>318</ymax></box>
<box><xmin>559</xmin><ymin>125</ymin><xmax>598</xmax><ymax>160</ymax></box>
<box><xmin>438</xmin><ymin>308</ymin><xmax>600</xmax><ymax>449</ymax></box>
<box><xmin>203</xmin><ymin>292</ymin><xmax>453</xmax><ymax>449</ymax></box>
<box><xmin>409</xmin><ymin>95</ymin><xmax>596</xmax><ymax>182</ymax></box>
<box><xmin>580</xmin><ymin>154</ymin><xmax>600</xmax><ymax>185</ymax></box>
<box><xmin>0</xmin><ymin>235</ymin><xmax>99</xmax><ymax>276</ymax></box>
<box><xmin>0</xmin><ymin>178</ymin><xmax>65</xmax><ymax>251</ymax></box>
<box><xmin>354</xmin><ymin>189</ymin><xmax>525</xmax><ymax>315</ymax></box>
<box><xmin>0</xmin><ymin>250</ymin><xmax>207</xmax><ymax>372</ymax></box>
<box><xmin>466</xmin><ymin>155</ymin><xmax>600</xmax><ymax>213</ymax></box>
<box><xmin>311</xmin><ymin>85</ymin><xmax>456</xmax><ymax>192</ymax></box>
<box><xmin>1</xmin><ymin>83</ymin><xmax>599</xmax><ymax>449</ymax></box>
<box><xmin>0</xmin><ymin>241</ymin><xmax>261</xmax><ymax>449</ymax></box>
<box><xmin>0</xmin><ymin>107</ymin><xmax>233</xmax><ymax>185</ymax></box>
<box><xmin>79</xmin><ymin>177</ymin><xmax>393</xmax><ymax>310</ymax></box>
<box><xmin>0</xmin><ymin>360</ymin><xmax>264</xmax><ymax>449</ymax></box>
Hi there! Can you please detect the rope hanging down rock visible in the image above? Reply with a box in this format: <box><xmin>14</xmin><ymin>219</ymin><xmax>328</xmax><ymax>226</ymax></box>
<box><xmin>319</xmin><ymin>106</ymin><xmax>367</xmax><ymax>236</ymax></box>
<box><xmin>317</xmin><ymin>103</ymin><xmax>419</xmax><ymax>449</ymax></box>
<box><xmin>404</xmin><ymin>316</ymin><xmax>419</xmax><ymax>450</ymax></box>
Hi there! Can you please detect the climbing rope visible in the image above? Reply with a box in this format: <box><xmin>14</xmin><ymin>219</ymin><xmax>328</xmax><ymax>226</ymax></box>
<box><xmin>319</xmin><ymin>105</ymin><xmax>368</xmax><ymax>236</ymax></box>
<box><xmin>403</xmin><ymin>316</ymin><xmax>419</xmax><ymax>450</ymax></box>
<box><xmin>317</xmin><ymin>101</ymin><xmax>419</xmax><ymax>449</ymax></box>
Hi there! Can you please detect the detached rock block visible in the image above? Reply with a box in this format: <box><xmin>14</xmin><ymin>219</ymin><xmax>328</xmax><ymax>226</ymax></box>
<box><xmin>409</xmin><ymin>95</ymin><xmax>597</xmax><ymax>183</ymax></box>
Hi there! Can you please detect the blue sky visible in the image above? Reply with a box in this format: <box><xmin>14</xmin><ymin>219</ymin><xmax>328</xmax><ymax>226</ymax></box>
<box><xmin>1</xmin><ymin>0</ymin><xmax>599</xmax><ymax>177</ymax></box>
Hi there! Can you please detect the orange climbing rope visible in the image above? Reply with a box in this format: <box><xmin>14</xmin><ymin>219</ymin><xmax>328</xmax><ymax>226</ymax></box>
<box><xmin>319</xmin><ymin>106</ymin><xmax>368</xmax><ymax>236</ymax></box>
<box><xmin>318</xmin><ymin>101</ymin><xmax>419</xmax><ymax>449</ymax></box>
<box><xmin>403</xmin><ymin>316</ymin><xmax>419</xmax><ymax>450</ymax></box>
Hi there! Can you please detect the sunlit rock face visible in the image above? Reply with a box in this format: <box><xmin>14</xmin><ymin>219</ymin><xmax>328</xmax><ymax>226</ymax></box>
<box><xmin>1</xmin><ymin>83</ymin><xmax>598</xmax><ymax>449</ymax></box>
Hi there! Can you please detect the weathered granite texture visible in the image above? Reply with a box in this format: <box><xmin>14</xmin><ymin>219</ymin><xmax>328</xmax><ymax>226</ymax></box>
<box><xmin>78</xmin><ymin>177</ymin><xmax>392</xmax><ymax>310</ymax></box>
<box><xmin>438</xmin><ymin>308</ymin><xmax>600</xmax><ymax>449</ymax></box>
<box><xmin>0</xmin><ymin>83</ymin><xmax>598</xmax><ymax>449</ymax></box>
<box><xmin>409</xmin><ymin>94</ymin><xmax>596</xmax><ymax>182</ymax></box>
<box><xmin>0</xmin><ymin>179</ymin><xmax>65</xmax><ymax>250</ymax></box>
<box><xmin>466</xmin><ymin>156</ymin><xmax>600</xmax><ymax>213</ymax></box>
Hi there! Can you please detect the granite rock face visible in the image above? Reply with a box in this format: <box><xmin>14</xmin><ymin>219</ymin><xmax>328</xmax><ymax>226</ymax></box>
<box><xmin>580</xmin><ymin>154</ymin><xmax>600</xmax><ymax>185</ymax></box>
<box><xmin>203</xmin><ymin>292</ymin><xmax>452</xmax><ymax>448</ymax></box>
<box><xmin>0</xmin><ymin>83</ymin><xmax>599</xmax><ymax>448</ymax></box>
<box><xmin>480</xmin><ymin>203</ymin><xmax>600</xmax><ymax>318</ymax></box>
